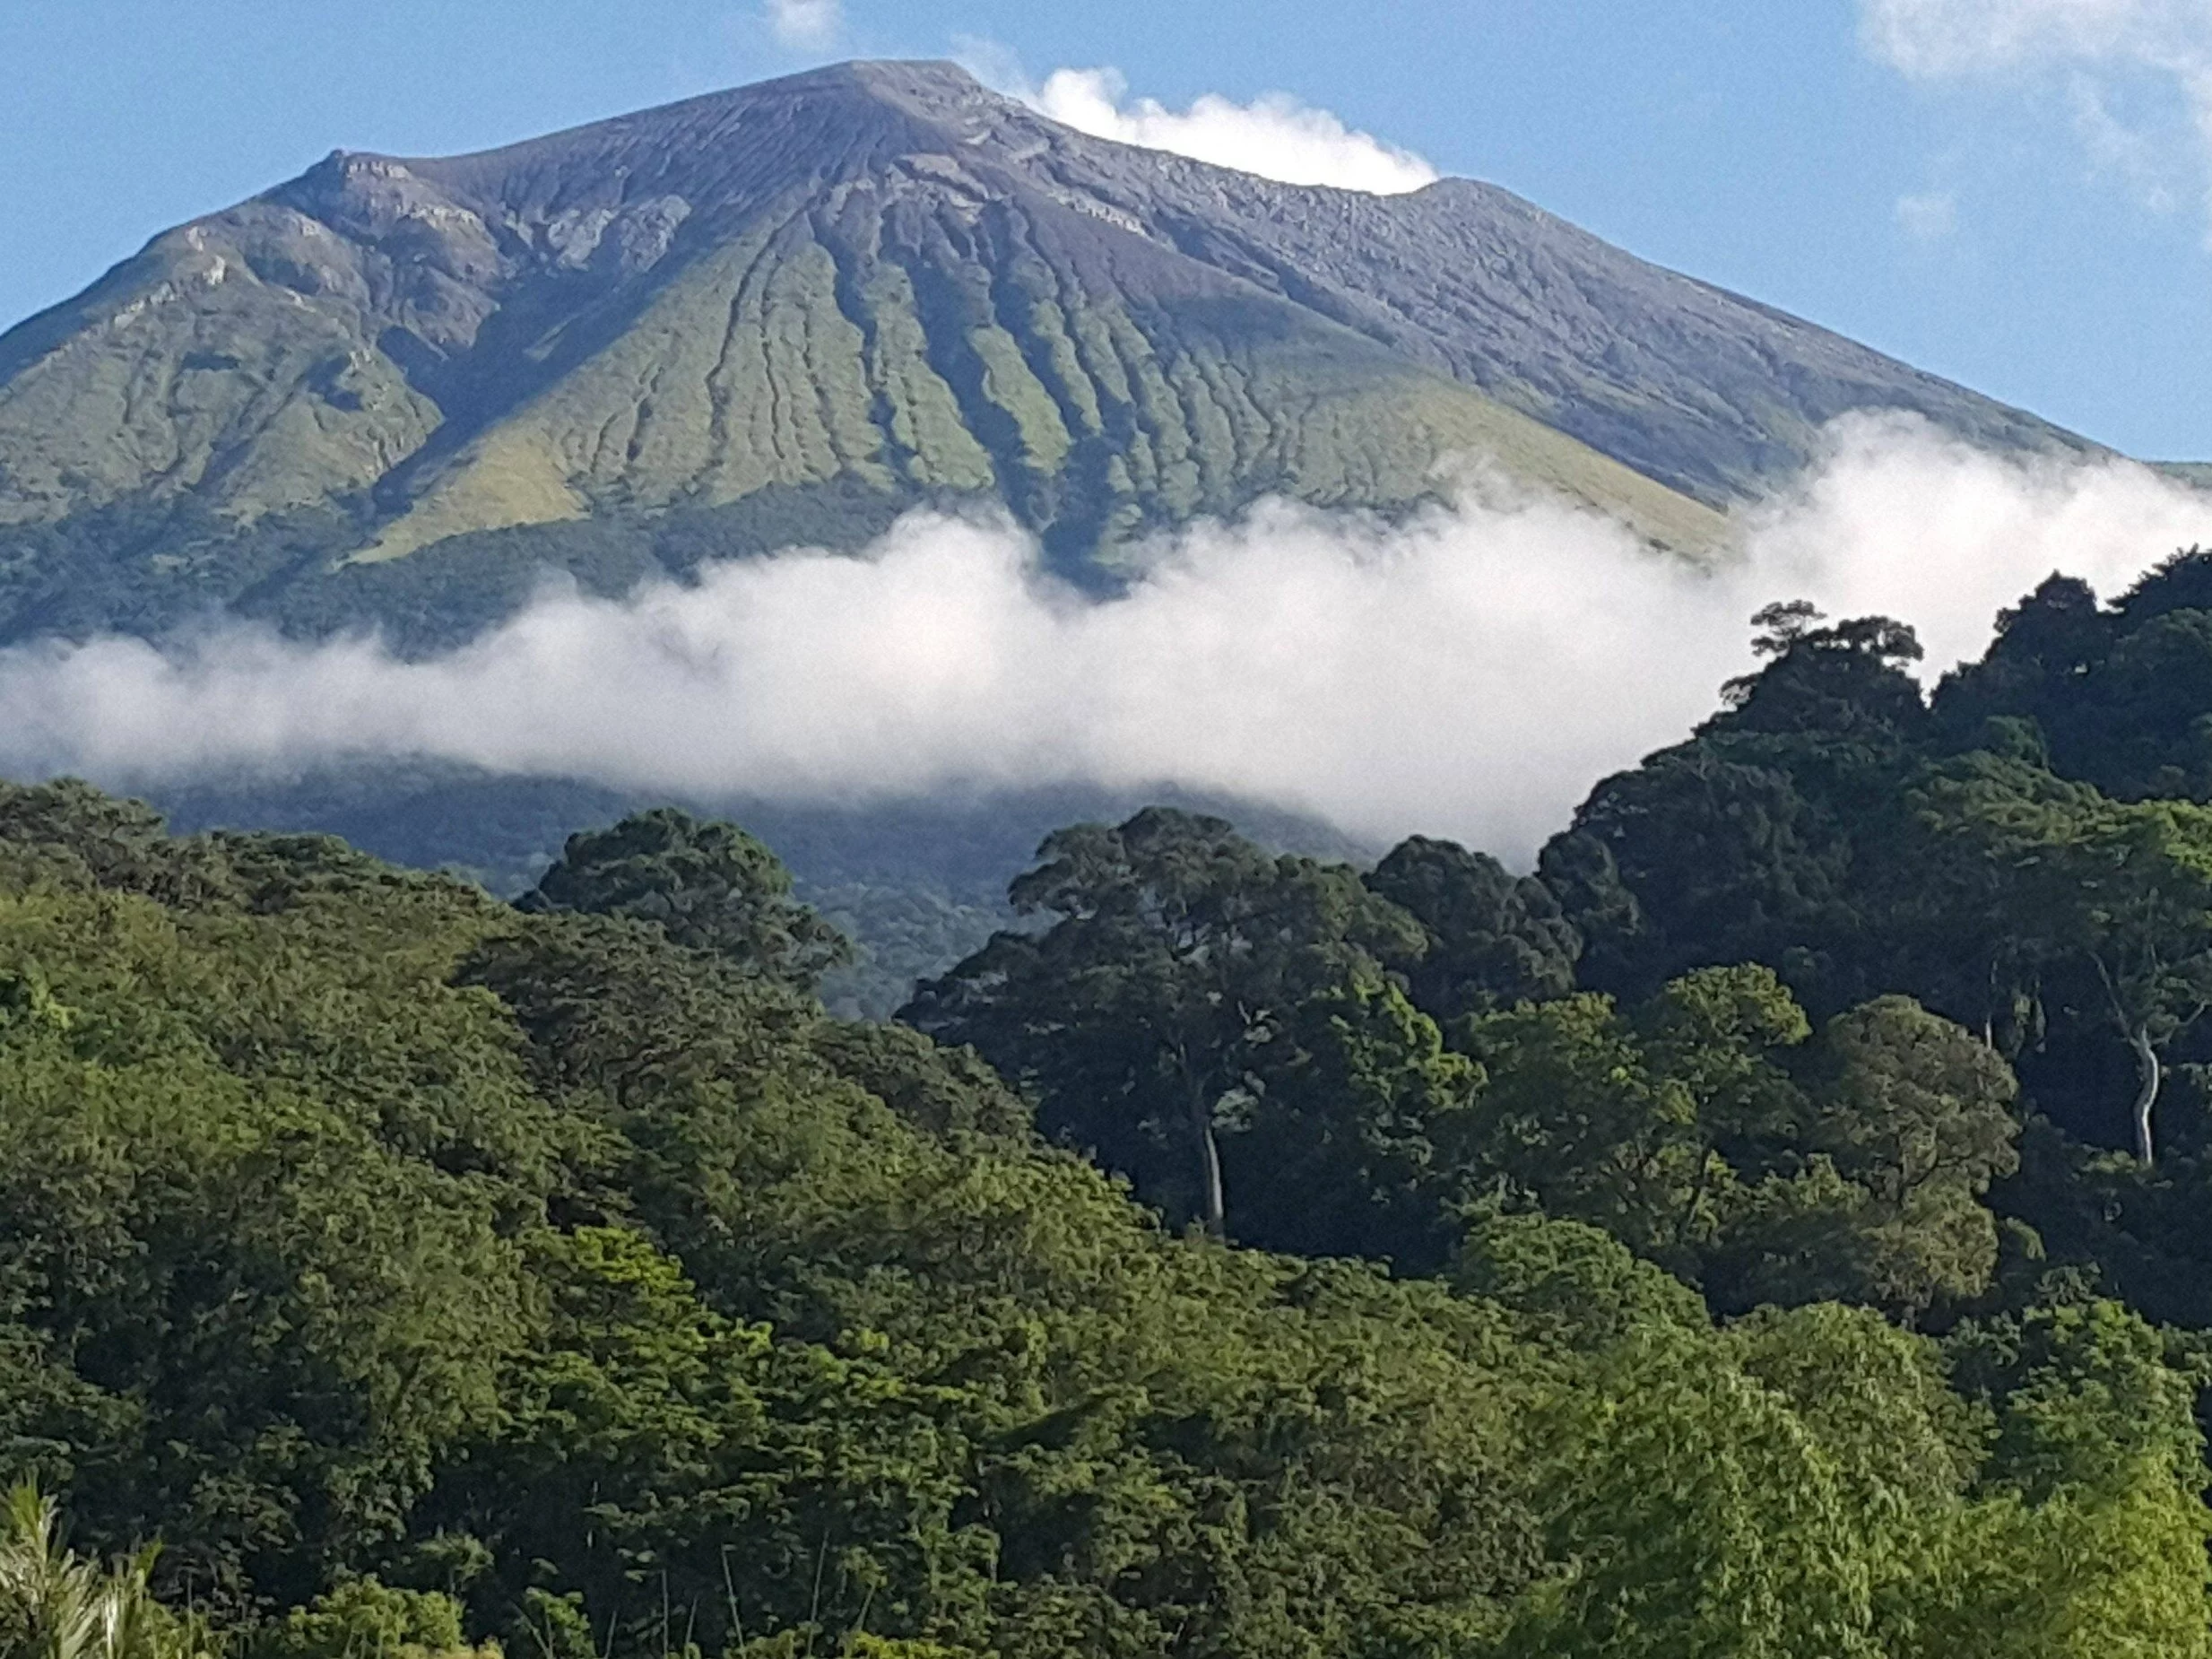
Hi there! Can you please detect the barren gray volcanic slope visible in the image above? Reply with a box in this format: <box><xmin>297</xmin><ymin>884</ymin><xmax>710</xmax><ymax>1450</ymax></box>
<box><xmin>0</xmin><ymin>59</ymin><xmax>2087</xmax><ymax>645</ymax></box>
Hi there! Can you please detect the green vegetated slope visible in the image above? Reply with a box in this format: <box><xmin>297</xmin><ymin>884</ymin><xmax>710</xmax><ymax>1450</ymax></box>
<box><xmin>356</xmin><ymin>204</ymin><xmax>1715</xmax><ymax>570</ymax></box>
<box><xmin>142</xmin><ymin>768</ymin><xmax>1381</xmax><ymax>1020</ymax></box>
<box><xmin>21</xmin><ymin>558</ymin><xmax>2212</xmax><ymax>1655</ymax></box>
<box><xmin>0</xmin><ymin>61</ymin><xmax>2089</xmax><ymax>642</ymax></box>
<box><xmin>2</xmin><ymin>777</ymin><xmax>2210</xmax><ymax>1659</ymax></box>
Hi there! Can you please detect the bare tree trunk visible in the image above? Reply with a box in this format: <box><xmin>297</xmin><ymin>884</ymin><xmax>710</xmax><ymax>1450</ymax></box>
<box><xmin>2130</xmin><ymin>1025</ymin><xmax>2161</xmax><ymax>1168</ymax></box>
<box><xmin>1190</xmin><ymin>1093</ymin><xmax>1226</xmax><ymax>1238</ymax></box>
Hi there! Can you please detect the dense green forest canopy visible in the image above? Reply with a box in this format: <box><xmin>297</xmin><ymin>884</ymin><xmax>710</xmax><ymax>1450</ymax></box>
<box><xmin>18</xmin><ymin>551</ymin><xmax>2212</xmax><ymax>1654</ymax></box>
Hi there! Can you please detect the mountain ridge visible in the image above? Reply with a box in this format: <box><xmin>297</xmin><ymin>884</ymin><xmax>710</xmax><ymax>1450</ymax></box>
<box><xmin>0</xmin><ymin>58</ymin><xmax>2094</xmax><ymax>642</ymax></box>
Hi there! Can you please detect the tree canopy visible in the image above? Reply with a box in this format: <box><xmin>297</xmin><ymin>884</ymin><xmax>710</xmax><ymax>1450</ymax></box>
<box><xmin>519</xmin><ymin>807</ymin><xmax>854</xmax><ymax>993</ymax></box>
<box><xmin>0</xmin><ymin>779</ymin><xmax>2201</xmax><ymax>1656</ymax></box>
<box><xmin>22</xmin><ymin>551</ymin><xmax>2212</xmax><ymax>1655</ymax></box>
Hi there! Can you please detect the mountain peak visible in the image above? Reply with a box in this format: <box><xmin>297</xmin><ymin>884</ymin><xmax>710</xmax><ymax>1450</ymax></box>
<box><xmin>366</xmin><ymin>58</ymin><xmax>1028</xmax><ymax>206</ymax></box>
<box><xmin>0</xmin><ymin>58</ymin><xmax>2090</xmax><ymax>642</ymax></box>
<box><xmin>538</xmin><ymin>56</ymin><xmax>1012</xmax><ymax>141</ymax></box>
<box><xmin>771</xmin><ymin>56</ymin><xmax>993</xmax><ymax>99</ymax></box>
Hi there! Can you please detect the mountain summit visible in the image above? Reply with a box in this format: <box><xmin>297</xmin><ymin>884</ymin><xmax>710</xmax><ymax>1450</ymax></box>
<box><xmin>0</xmin><ymin>60</ymin><xmax>2086</xmax><ymax>641</ymax></box>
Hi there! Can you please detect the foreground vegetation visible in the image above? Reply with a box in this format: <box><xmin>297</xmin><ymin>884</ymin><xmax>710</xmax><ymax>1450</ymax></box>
<box><xmin>17</xmin><ymin>554</ymin><xmax>2212</xmax><ymax>1655</ymax></box>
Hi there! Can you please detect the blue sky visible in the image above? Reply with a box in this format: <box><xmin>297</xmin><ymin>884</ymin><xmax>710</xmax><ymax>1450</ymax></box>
<box><xmin>1</xmin><ymin>0</ymin><xmax>2201</xmax><ymax>456</ymax></box>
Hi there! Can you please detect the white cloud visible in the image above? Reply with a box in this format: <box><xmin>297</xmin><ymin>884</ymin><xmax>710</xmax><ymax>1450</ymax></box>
<box><xmin>1732</xmin><ymin>415</ymin><xmax>2204</xmax><ymax>660</ymax></box>
<box><xmin>1896</xmin><ymin>187</ymin><xmax>1962</xmax><ymax>238</ymax></box>
<box><xmin>1028</xmin><ymin>67</ymin><xmax>1440</xmax><ymax>195</ymax></box>
<box><xmin>1863</xmin><ymin>0</ymin><xmax>2166</xmax><ymax>74</ymax></box>
<box><xmin>763</xmin><ymin>0</ymin><xmax>841</xmax><ymax>49</ymax></box>
<box><xmin>1863</xmin><ymin>0</ymin><xmax>2212</xmax><ymax>229</ymax></box>
<box><xmin>4</xmin><ymin>419</ymin><xmax>2208</xmax><ymax>864</ymax></box>
<box><xmin>2067</xmin><ymin>73</ymin><xmax>2190</xmax><ymax>209</ymax></box>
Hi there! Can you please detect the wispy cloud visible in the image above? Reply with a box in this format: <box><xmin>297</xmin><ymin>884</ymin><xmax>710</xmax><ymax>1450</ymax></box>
<box><xmin>1863</xmin><ymin>0</ymin><xmax>2212</xmax><ymax>230</ymax></box>
<box><xmin>763</xmin><ymin>0</ymin><xmax>841</xmax><ymax>50</ymax></box>
<box><xmin>1028</xmin><ymin>66</ymin><xmax>1440</xmax><ymax>195</ymax></box>
<box><xmin>1896</xmin><ymin>187</ymin><xmax>1963</xmax><ymax>238</ymax></box>
<box><xmin>1863</xmin><ymin>0</ymin><xmax>2160</xmax><ymax>75</ymax></box>
<box><xmin>5</xmin><ymin>420</ymin><xmax>2207</xmax><ymax>862</ymax></box>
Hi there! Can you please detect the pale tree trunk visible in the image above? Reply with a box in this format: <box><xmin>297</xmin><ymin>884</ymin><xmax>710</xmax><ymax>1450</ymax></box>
<box><xmin>1190</xmin><ymin>1091</ymin><xmax>1226</xmax><ymax>1238</ymax></box>
<box><xmin>2129</xmin><ymin>1025</ymin><xmax>2161</xmax><ymax>1168</ymax></box>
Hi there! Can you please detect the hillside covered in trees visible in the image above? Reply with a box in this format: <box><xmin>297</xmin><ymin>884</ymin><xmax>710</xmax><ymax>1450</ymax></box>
<box><xmin>13</xmin><ymin>560</ymin><xmax>2212</xmax><ymax>1656</ymax></box>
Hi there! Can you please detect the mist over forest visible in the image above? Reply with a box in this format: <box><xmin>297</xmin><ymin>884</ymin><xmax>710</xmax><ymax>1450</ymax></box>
<box><xmin>10</xmin><ymin>30</ymin><xmax>2212</xmax><ymax>1659</ymax></box>
<box><xmin>12</xmin><ymin>417</ymin><xmax>2211</xmax><ymax>861</ymax></box>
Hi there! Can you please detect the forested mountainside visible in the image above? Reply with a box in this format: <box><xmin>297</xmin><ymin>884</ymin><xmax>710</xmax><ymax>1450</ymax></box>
<box><xmin>13</xmin><ymin>50</ymin><xmax>2212</xmax><ymax>1655</ymax></box>
<box><xmin>17</xmin><ymin>549</ymin><xmax>2212</xmax><ymax>1654</ymax></box>
<box><xmin>131</xmin><ymin>542</ymin><xmax>2212</xmax><ymax>1029</ymax></box>
<box><xmin>140</xmin><ymin>770</ymin><xmax>1375</xmax><ymax>1020</ymax></box>
<box><xmin>0</xmin><ymin>771</ymin><xmax>2208</xmax><ymax>1659</ymax></box>
<box><xmin>0</xmin><ymin>60</ymin><xmax>2088</xmax><ymax>647</ymax></box>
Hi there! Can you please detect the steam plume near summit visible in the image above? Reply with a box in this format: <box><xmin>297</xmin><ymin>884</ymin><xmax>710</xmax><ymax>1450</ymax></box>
<box><xmin>1027</xmin><ymin>68</ymin><xmax>1441</xmax><ymax>195</ymax></box>
<box><xmin>7</xmin><ymin>418</ymin><xmax>2209</xmax><ymax>862</ymax></box>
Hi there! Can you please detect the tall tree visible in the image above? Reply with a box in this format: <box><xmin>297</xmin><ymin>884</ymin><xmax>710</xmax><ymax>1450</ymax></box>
<box><xmin>1540</xmin><ymin>748</ymin><xmax>1858</xmax><ymax>1003</ymax></box>
<box><xmin>899</xmin><ymin>809</ymin><xmax>1423</xmax><ymax>1237</ymax></box>
<box><xmin>1461</xmin><ymin>968</ymin><xmax>2018</xmax><ymax>1316</ymax></box>
<box><xmin>1916</xmin><ymin>767</ymin><xmax>2212</xmax><ymax>1165</ymax></box>
<box><xmin>519</xmin><ymin>809</ymin><xmax>851</xmax><ymax>994</ymax></box>
<box><xmin>1366</xmin><ymin>836</ymin><xmax>1579</xmax><ymax>1020</ymax></box>
<box><xmin>1227</xmin><ymin>971</ymin><xmax>1485</xmax><ymax>1265</ymax></box>
<box><xmin>1716</xmin><ymin>604</ymin><xmax>1928</xmax><ymax>743</ymax></box>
